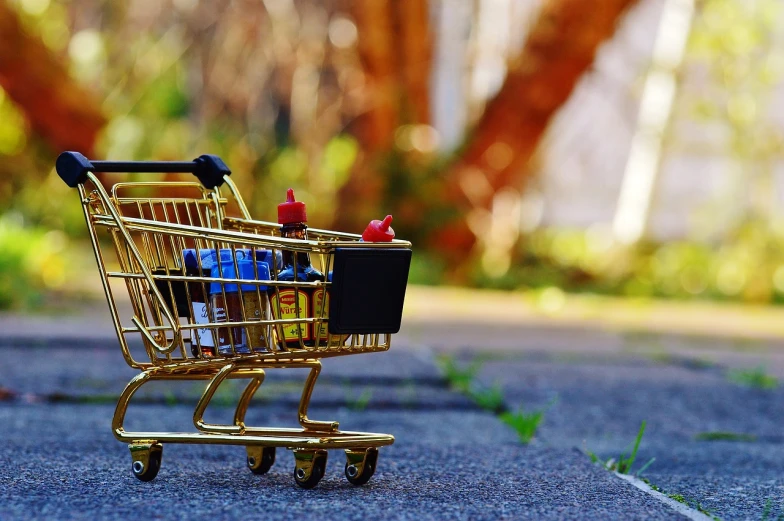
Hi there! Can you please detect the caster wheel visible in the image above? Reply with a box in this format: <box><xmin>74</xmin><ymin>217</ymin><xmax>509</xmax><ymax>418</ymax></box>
<box><xmin>293</xmin><ymin>450</ymin><xmax>327</xmax><ymax>489</ymax></box>
<box><xmin>130</xmin><ymin>442</ymin><xmax>162</xmax><ymax>482</ymax></box>
<box><xmin>344</xmin><ymin>448</ymin><xmax>378</xmax><ymax>486</ymax></box>
<box><xmin>247</xmin><ymin>446</ymin><xmax>276</xmax><ymax>475</ymax></box>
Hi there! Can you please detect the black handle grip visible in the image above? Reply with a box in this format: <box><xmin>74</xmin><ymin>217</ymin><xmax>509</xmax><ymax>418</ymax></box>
<box><xmin>55</xmin><ymin>151</ymin><xmax>231</xmax><ymax>189</ymax></box>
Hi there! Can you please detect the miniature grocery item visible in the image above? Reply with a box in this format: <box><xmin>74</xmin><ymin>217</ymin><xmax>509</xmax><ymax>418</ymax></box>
<box><xmin>56</xmin><ymin>151</ymin><xmax>411</xmax><ymax>489</ymax></box>
<box><xmin>361</xmin><ymin>215</ymin><xmax>395</xmax><ymax>242</ymax></box>
<box><xmin>270</xmin><ymin>189</ymin><xmax>327</xmax><ymax>347</ymax></box>
<box><xmin>244</xmin><ymin>262</ymin><xmax>272</xmax><ymax>352</ymax></box>
<box><xmin>183</xmin><ymin>248</ymin><xmax>277</xmax><ymax>355</ymax></box>
<box><xmin>210</xmin><ymin>255</ymin><xmax>271</xmax><ymax>355</ymax></box>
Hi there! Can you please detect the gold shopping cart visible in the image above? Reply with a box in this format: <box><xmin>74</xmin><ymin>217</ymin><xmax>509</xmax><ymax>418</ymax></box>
<box><xmin>55</xmin><ymin>152</ymin><xmax>412</xmax><ymax>488</ymax></box>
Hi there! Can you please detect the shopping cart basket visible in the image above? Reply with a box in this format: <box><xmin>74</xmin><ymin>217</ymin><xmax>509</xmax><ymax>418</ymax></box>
<box><xmin>55</xmin><ymin>151</ymin><xmax>412</xmax><ymax>488</ymax></box>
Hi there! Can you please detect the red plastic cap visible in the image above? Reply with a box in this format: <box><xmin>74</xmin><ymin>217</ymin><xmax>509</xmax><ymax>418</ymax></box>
<box><xmin>362</xmin><ymin>215</ymin><xmax>395</xmax><ymax>242</ymax></box>
<box><xmin>278</xmin><ymin>188</ymin><xmax>307</xmax><ymax>224</ymax></box>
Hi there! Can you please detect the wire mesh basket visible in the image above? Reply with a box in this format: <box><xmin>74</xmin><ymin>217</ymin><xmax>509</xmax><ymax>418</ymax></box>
<box><xmin>56</xmin><ymin>151</ymin><xmax>412</xmax><ymax>488</ymax></box>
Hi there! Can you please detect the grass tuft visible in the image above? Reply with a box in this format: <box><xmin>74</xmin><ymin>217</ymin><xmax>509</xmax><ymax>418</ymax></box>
<box><xmin>470</xmin><ymin>383</ymin><xmax>506</xmax><ymax>414</ymax></box>
<box><xmin>586</xmin><ymin>421</ymin><xmax>654</xmax><ymax>476</ymax></box>
<box><xmin>616</xmin><ymin>420</ymin><xmax>649</xmax><ymax>474</ymax></box>
<box><xmin>348</xmin><ymin>388</ymin><xmax>374</xmax><ymax>411</ymax></box>
<box><xmin>438</xmin><ymin>355</ymin><xmax>483</xmax><ymax>393</ymax></box>
<box><xmin>437</xmin><ymin>355</ymin><xmax>547</xmax><ymax>444</ymax></box>
<box><xmin>499</xmin><ymin>408</ymin><xmax>543</xmax><ymax>444</ymax></box>
<box><xmin>761</xmin><ymin>498</ymin><xmax>784</xmax><ymax>521</ymax></box>
<box><xmin>694</xmin><ymin>431</ymin><xmax>757</xmax><ymax>442</ymax></box>
<box><xmin>727</xmin><ymin>366</ymin><xmax>778</xmax><ymax>389</ymax></box>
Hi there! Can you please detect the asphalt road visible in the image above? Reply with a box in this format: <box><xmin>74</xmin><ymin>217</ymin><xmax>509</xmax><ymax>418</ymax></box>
<box><xmin>3</xmin><ymin>305</ymin><xmax>783</xmax><ymax>520</ymax></box>
<box><xmin>0</xmin><ymin>402</ymin><xmax>685</xmax><ymax>521</ymax></box>
<box><xmin>469</xmin><ymin>349</ymin><xmax>784</xmax><ymax>520</ymax></box>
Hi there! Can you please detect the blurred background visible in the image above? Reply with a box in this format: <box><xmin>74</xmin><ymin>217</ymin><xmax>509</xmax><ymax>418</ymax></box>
<box><xmin>2</xmin><ymin>0</ymin><xmax>784</xmax><ymax>313</ymax></box>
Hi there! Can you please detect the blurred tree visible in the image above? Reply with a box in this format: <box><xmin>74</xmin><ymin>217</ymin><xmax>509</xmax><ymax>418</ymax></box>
<box><xmin>0</xmin><ymin>0</ymin><xmax>640</xmax><ymax>284</ymax></box>
<box><xmin>334</xmin><ymin>0</ymin><xmax>431</xmax><ymax>231</ymax></box>
<box><xmin>0</xmin><ymin>0</ymin><xmax>105</xmax><ymax>155</ymax></box>
<box><xmin>433</xmin><ymin>0</ymin><xmax>639</xmax><ymax>267</ymax></box>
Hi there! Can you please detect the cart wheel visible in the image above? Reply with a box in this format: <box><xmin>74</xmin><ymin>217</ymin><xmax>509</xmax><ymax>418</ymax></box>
<box><xmin>129</xmin><ymin>442</ymin><xmax>163</xmax><ymax>482</ymax></box>
<box><xmin>344</xmin><ymin>447</ymin><xmax>378</xmax><ymax>486</ymax></box>
<box><xmin>293</xmin><ymin>450</ymin><xmax>327</xmax><ymax>489</ymax></box>
<box><xmin>247</xmin><ymin>446</ymin><xmax>276</xmax><ymax>475</ymax></box>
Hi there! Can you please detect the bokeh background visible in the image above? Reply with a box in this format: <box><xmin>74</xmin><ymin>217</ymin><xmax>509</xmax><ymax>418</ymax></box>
<box><xmin>2</xmin><ymin>0</ymin><xmax>784</xmax><ymax>311</ymax></box>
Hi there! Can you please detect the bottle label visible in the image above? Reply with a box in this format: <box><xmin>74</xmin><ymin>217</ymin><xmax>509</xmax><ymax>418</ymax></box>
<box><xmin>271</xmin><ymin>289</ymin><xmax>311</xmax><ymax>342</ymax></box>
<box><xmin>313</xmin><ymin>288</ymin><xmax>330</xmax><ymax>341</ymax></box>
<box><xmin>243</xmin><ymin>293</ymin><xmax>269</xmax><ymax>351</ymax></box>
<box><xmin>192</xmin><ymin>302</ymin><xmax>214</xmax><ymax>347</ymax></box>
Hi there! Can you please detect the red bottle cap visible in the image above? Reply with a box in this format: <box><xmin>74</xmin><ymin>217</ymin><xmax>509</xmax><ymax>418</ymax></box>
<box><xmin>278</xmin><ymin>188</ymin><xmax>307</xmax><ymax>224</ymax></box>
<box><xmin>362</xmin><ymin>215</ymin><xmax>395</xmax><ymax>242</ymax></box>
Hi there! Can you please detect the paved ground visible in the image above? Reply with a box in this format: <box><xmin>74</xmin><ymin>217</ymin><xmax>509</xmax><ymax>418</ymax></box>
<box><xmin>459</xmin><ymin>348</ymin><xmax>784</xmax><ymax>520</ymax></box>
<box><xmin>2</xmin><ymin>291</ymin><xmax>784</xmax><ymax>520</ymax></box>
<box><xmin>0</xmin><ymin>403</ymin><xmax>683</xmax><ymax>521</ymax></box>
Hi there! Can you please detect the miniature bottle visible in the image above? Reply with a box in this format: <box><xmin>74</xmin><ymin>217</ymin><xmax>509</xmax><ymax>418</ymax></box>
<box><xmin>210</xmin><ymin>259</ymin><xmax>250</xmax><ymax>355</ymax></box>
<box><xmin>270</xmin><ymin>189</ymin><xmax>326</xmax><ymax>348</ymax></box>
<box><xmin>210</xmin><ymin>256</ymin><xmax>271</xmax><ymax>355</ymax></box>
<box><xmin>244</xmin><ymin>261</ymin><xmax>272</xmax><ymax>352</ymax></box>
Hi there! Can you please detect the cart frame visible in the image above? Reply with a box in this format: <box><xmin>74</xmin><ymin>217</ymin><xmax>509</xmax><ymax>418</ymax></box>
<box><xmin>56</xmin><ymin>152</ymin><xmax>411</xmax><ymax>488</ymax></box>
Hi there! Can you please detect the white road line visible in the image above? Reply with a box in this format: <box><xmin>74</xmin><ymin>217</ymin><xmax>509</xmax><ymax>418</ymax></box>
<box><xmin>614</xmin><ymin>472</ymin><xmax>716</xmax><ymax>521</ymax></box>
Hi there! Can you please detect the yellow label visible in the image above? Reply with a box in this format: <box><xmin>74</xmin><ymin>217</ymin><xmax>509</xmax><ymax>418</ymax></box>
<box><xmin>313</xmin><ymin>289</ymin><xmax>330</xmax><ymax>340</ymax></box>
<box><xmin>270</xmin><ymin>289</ymin><xmax>310</xmax><ymax>342</ymax></box>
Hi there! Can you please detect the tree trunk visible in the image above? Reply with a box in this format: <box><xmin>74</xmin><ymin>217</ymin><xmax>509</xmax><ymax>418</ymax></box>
<box><xmin>435</xmin><ymin>0</ymin><xmax>639</xmax><ymax>259</ymax></box>
<box><xmin>335</xmin><ymin>0</ymin><xmax>431</xmax><ymax>232</ymax></box>
<box><xmin>0</xmin><ymin>1</ymin><xmax>105</xmax><ymax>156</ymax></box>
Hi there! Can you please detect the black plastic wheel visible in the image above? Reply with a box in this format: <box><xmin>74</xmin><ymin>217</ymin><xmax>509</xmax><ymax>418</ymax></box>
<box><xmin>248</xmin><ymin>447</ymin><xmax>276</xmax><ymax>475</ymax></box>
<box><xmin>345</xmin><ymin>448</ymin><xmax>378</xmax><ymax>486</ymax></box>
<box><xmin>132</xmin><ymin>449</ymin><xmax>162</xmax><ymax>482</ymax></box>
<box><xmin>294</xmin><ymin>452</ymin><xmax>327</xmax><ymax>489</ymax></box>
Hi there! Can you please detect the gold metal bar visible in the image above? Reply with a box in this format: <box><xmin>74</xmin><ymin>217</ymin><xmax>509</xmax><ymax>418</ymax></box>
<box><xmin>78</xmin><ymin>185</ymin><xmax>139</xmax><ymax>369</ymax></box>
<box><xmin>221</xmin><ymin>176</ymin><xmax>252</xmax><ymax>219</ymax></box>
<box><xmin>297</xmin><ymin>361</ymin><xmax>339</xmax><ymax>432</ymax></box>
<box><xmin>193</xmin><ymin>363</ymin><xmax>243</xmax><ymax>434</ymax></box>
<box><xmin>115</xmin><ymin>430</ymin><xmax>394</xmax><ymax>449</ymax></box>
<box><xmin>85</xmin><ymin>172</ymin><xmax>181</xmax><ymax>354</ymax></box>
<box><xmin>234</xmin><ymin>374</ymin><xmax>265</xmax><ymax>428</ymax></box>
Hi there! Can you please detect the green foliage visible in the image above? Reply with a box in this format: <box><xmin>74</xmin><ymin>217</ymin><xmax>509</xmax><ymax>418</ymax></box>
<box><xmin>253</xmin><ymin>135</ymin><xmax>360</xmax><ymax>226</ymax></box>
<box><xmin>694</xmin><ymin>431</ymin><xmax>757</xmax><ymax>442</ymax></box>
<box><xmin>588</xmin><ymin>421</ymin><xmax>654</xmax><ymax>476</ymax></box>
<box><xmin>437</xmin><ymin>356</ymin><xmax>483</xmax><ymax>394</ymax></box>
<box><xmin>668</xmin><ymin>494</ymin><xmax>687</xmax><ymax>504</ymax></box>
<box><xmin>640</xmin><ymin>478</ymin><xmax>663</xmax><ymax>493</ymax></box>
<box><xmin>407</xmin><ymin>252</ymin><xmax>447</xmax><ymax>286</ymax></box>
<box><xmin>728</xmin><ymin>366</ymin><xmax>778</xmax><ymax>389</ymax></box>
<box><xmin>472</xmin><ymin>219</ymin><xmax>784</xmax><ymax>305</ymax></box>
<box><xmin>437</xmin><ymin>355</ymin><xmax>547</xmax><ymax>443</ymax></box>
<box><xmin>615</xmin><ymin>421</ymin><xmax>649</xmax><ymax>475</ymax></box>
<box><xmin>0</xmin><ymin>89</ymin><xmax>27</xmax><ymax>156</ymax></box>
<box><xmin>499</xmin><ymin>408</ymin><xmax>543</xmax><ymax>444</ymax></box>
<box><xmin>0</xmin><ymin>214</ymin><xmax>70</xmax><ymax>309</ymax></box>
<box><xmin>347</xmin><ymin>388</ymin><xmax>373</xmax><ymax>412</ymax></box>
<box><xmin>164</xmin><ymin>390</ymin><xmax>178</xmax><ymax>407</ymax></box>
<box><xmin>761</xmin><ymin>498</ymin><xmax>784</xmax><ymax>521</ymax></box>
<box><xmin>471</xmin><ymin>383</ymin><xmax>506</xmax><ymax>414</ymax></box>
<box><xmin>643</xmin><ymin>478</ymin><xmax>722</xmax><ymax>520</ymax></box>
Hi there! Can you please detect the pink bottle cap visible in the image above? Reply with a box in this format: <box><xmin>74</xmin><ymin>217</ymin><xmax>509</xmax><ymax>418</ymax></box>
<box><xmin>362</xmin><ymin>215</ymin><xmax>395</xmax><ymax>242</ymax></box>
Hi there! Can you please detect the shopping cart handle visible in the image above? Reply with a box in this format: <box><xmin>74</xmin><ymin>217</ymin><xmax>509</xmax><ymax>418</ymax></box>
<box><xmin>55</xmin><ymin>151</ymin><xmax>231</xmax><ymax>189</ymax></box>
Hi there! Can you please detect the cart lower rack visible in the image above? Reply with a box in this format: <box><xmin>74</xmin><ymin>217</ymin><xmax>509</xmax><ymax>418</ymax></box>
<box><xmin>56</xmin><ymin>152</ymin><xmax>412</xmax><ymax>488</ymax></box>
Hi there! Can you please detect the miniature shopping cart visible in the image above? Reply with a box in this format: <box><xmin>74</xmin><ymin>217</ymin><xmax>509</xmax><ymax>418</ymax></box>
<box><xmin>56</xmin><ymin>152</ymin><xmax>411</xmax><ymax>488</ymax></box>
